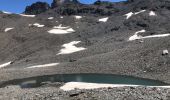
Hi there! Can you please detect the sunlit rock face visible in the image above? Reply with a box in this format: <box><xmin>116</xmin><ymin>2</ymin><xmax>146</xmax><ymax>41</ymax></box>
<box><xmin>51</xmin><ymin>0</ymin><xmax>79</xmax><ymax>8</ymax></box>
<box><xmin>24</xmin><ymin>2</ymin><xmax>50</xmax><ymax>15</ymax></box>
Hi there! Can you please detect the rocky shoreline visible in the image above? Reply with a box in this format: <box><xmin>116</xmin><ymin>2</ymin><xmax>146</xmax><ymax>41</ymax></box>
<box><xmin>0</xmin><ymin>84</ymin><xmax>170</xmax><ymax>100</ymax></box>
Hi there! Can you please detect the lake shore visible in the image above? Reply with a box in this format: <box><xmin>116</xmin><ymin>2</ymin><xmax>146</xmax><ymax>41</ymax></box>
<box><xmin>0</xmin><ymin>84</ymin><xmax>169</xmax><ymax>100</ymax></box>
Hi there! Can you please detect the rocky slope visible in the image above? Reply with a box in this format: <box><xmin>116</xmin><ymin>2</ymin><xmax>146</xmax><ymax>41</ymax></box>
<box><xmin>0</xmin><ymin>0</ymin><xmax>170</xmax><ymax>98</ymax></box>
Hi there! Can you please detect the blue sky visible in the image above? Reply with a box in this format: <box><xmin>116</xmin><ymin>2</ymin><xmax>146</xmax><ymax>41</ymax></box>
<box><xmin>0</xmin><ymin>0</ymin><xmax>125</xmax><ymax>14</ymax></box>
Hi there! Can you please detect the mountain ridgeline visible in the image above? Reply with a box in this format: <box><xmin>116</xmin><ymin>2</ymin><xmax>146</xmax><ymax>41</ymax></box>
<box><xmin>24</xmin><ymin>0</ymin><xmax>170</xmax><ymax>15</ymax></box>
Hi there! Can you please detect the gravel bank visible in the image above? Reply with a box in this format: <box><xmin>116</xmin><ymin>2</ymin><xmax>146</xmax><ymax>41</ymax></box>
<box><xmin>0</xmin><ymin>85</ymin><xmax>170</xmax><ymax>100</ymax></box>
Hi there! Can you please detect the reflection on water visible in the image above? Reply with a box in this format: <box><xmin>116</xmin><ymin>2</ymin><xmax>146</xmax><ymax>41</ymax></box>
<box><xmin>0</xmin><ymin>74</ymin><xmax>168</xmax><ymax>88</ymax></box>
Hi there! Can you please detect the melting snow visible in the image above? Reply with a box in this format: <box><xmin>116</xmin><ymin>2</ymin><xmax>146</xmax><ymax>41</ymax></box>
<box><xmin>33</xmin><ymin>23</ymin><xmax>45</xmax><ymax>28</ymax></box>
<box><xmin>75</xmin><ymin>16</ymin><xmax>82</xmax><ymax>19</ymax></box>
<box><xmin>26</xmin><ymin>63</ymin><xmax>59</xmax><ymax>68</ymax></box>
<box><xmin>125</xmin><ymin>10</ymin><xmax>146</xmax><ymax>19</ymax></box>
<box><xmin>48</xmin><ymin>28</ymin><xmax>75</xmax><ymax>34</ymax></box>
<box><xmin>4</xmin><ymin>28</ymin><xmax>14</xmax><ymax>32</ymax></box>
<box><xmin>57</xmin><ymin>41</ymin><xmax>86</xmax><ymax>55</ymax></box>
<box><xmin>60</xmin><ymin>82</ymin><xmax>170</xmax><ymax>91</ymax></box>
<box><xmin>134</xmin><ymin>10</ymin><xmax>146</xmax><ymax>15</ymax></box>
<box><xmin>149</xmin><ymin>11</ymin><xmax>156</xmax><ymax>16</ymax></box>
<box><xmin>99</xmin><ymin>17</ymin><xmax>109</xmax><ymax>22</ymax></box>
<box><xmin>48</xmin><ymin>17</ymin><xmax>54</xmax><ymax>20</ymax></box>
<box><xmin>48</xmin><ymin>25</ymin><xmax>75</xmax><ymax>34</ymax></box>
<box><xmin>0</xmin><ymin>61</ymin><xmax>12</xmax><ymax>68</ymax></box>
<box><xmin>124</xmin><ymin>12</ymin><xmax>133</xmax><ymax>19</ymax></box>
<box><xmin>53</xmin><ymin>24</ymin><xmax>70</xmax><ymax>29</ymax></box>
<box><xmin>60</xmin><ymin>82</ymin><xmax>141</xmax><ymax>91</ymax></box>
<box><xmin>20</xmin><ymin>14</ymin><xmax>35</xmax><ymax>17</ymax></box>
<box><xmin>60</xmin><ymin>16</ymin><xmax>63</xmax><ymax>19</ymax></box>
<box><xmin>129</xmin><ymin>30</ymin><xmax>146</xmax><ymax>41</ymax></box>
<box><xmin>129</xmin><ymin>30</ymin><xmax>170</xmax><ymax>41</ymax></box>
<box><xmin>142</xmin><ymin>34</ymin><xmax>170</xmax><ymax>39</ymax></box>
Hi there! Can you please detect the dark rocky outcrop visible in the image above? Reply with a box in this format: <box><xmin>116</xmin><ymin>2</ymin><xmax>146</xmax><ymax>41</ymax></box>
<box><xmin>52</xmin><ymin>1</ymin><xmax>124</xmax><ymax>16</ymax></box>
<box><xmin>51</xmin><ymin>0</ymin><xmax>80</xmax><ymax>8</ymax></box>
<box><xmin>24</xmin><ymin>2</ymin><xmax>50</xmax><ymax>15</ymax></box>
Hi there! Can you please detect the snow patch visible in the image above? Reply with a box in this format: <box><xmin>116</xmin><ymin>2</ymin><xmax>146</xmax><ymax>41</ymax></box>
<box><xmin>48</xmin><ymin>25</ymin><xmax>75</xmax><ymax>34</ymax></box>
<box><xmin>125</xmin><ymin>10</ymin><xmax>146</xmax><ymax>19</ymax></box>
<box><xmin>48</xmin><ymin>28</ymin><xmax>75</xmax><ymax>34</ymax></box>
<box><xmin>162</xmin><ymin>50</ymin><xmax>169</xmax><ymax>55</ymax></box>
<box><xmin>129</xmin><ymin>30</ymin><xmax>146</xmax><ymax>41</ymax></box>
<box><xmin>99</xmin><ymin>17</ymin><xmax>109</xmax><ymax>22</ymax></box>
<box><xmin>75</xmin><ymin>16</ymin><xmax>82</xmax><ymax>19</ymax></box>
<box><xmin>33</xmin><ymin>23</ymin><xmax>45</xmax><ymax>28</ymax></box>
<box><xmin>48</xmin><ymin>17</ymin><xmax>54</xmax><ymax>20</ymax></box>
<box><xmin>60</xmin><ymin>16</ymin><xmax>63</xmax><ymax>19</ymax></box>
<box><xmin>57</xmin><ymin>41</ymin><xmax>86</xmax><ymax>55</ymax></box>
<box><xmin>53</xmin><ymin>24</ymin><xmax>70</xmax><ymax>29</ymax></box>
<box><xmin>124</xmin><ymin>12</ymin><xmax>133</xmax><ymax>19</ymax></box>
<box><xmin>134</xmin><ymin>10</ymin><xmax>146</xmax><ymax>15</ymax></box>
<box><xmin>60</xmin><ymin>82</ymin><xmax>170</xmax><ymax>91</ymax></box>
<box><xmin>129</xmin><ymin>30</ymin><xmax>170</xmax><ymax>41</ymax></box>
<box><xmin>4</xmin><ymin>28</ymin><xmax>14</xmax><ymax>32</ymax></box>
<box><xmin>0</xmin><ymin>61</ymin><xmax>12</xmax><ymax>68</ymax></box>
<box><xmin>60</xmin><ymin>82</ymin><xmax>141</xmax><ymax>91</ymax></box>
<box><xmin>20</xmin><ymin>14</ymin><xmax>35</xmax><ymax>17</ymax></box>
<box><xmin>142</xmin><ymin>34</ymin><xmax>170</xmax><ymax>39</ymax></box>
<box><xmin>149</xmin><ymin>11</ymin><xmax>156</xmax><ymax>16</ymax></box>
<box><xmin>26</xmin><ymin>63</ymin><xmax>59</xmax><ymax>69</ymax></box>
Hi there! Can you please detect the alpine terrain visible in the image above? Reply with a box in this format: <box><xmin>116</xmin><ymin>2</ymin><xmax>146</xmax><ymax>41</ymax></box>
<box><xmin>1</xmin><ymin>0</ymin><xmax>170</xmax><ymax>99</ymax></box>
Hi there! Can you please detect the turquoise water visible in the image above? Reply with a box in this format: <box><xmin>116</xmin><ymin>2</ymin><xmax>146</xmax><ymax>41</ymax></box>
<box><xmin>1</xmin><ymin>74</ymin><xmax>168</xmax><ymax>88</ymax></box>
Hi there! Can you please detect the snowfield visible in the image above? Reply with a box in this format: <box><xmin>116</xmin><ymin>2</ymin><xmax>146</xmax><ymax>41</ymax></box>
<box><xmin>57</xmin><ymin>41</ymin><xmax>86</xmax><ymax>55</ymax></box>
